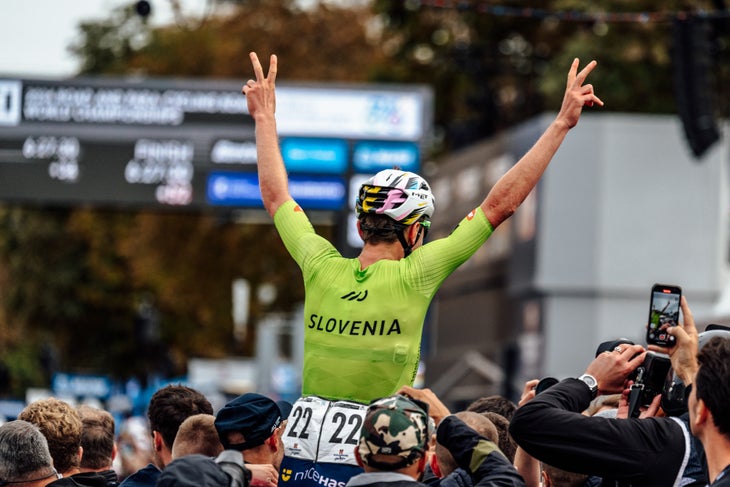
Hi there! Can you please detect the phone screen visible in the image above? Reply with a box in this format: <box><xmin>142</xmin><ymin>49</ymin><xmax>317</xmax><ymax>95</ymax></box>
<box><xmin>646</xmin><ymin>284</ymin><xmax>682</xmax><ymax>346</ymax></box>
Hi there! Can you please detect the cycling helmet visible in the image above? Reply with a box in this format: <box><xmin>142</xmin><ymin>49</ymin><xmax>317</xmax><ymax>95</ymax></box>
<box><xmin>356</xmin><ymin>169</ymin><xmax>435</xmax><ymax>226</ymax></box>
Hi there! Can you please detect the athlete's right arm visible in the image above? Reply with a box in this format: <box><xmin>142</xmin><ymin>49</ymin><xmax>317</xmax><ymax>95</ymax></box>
<box><xmin>242</xmin><ymin>52</ymin><xmax>292</xmax><ymax>217</ymax></box>
<box><xmin>274</xmin><ymin>201</ymin><xmax>339</xmax><ymax>271</ymax></box>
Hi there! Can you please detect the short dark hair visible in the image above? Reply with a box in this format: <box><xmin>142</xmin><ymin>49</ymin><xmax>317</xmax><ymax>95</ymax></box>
<box><xmin>148</xmin><ymin>385</ymin><xmax>213</xmax><ymax>450</ymax></box>
<box><xmin>542</xmin><ymin>463</ymin><xmax>589</xmax><ymax>487</ymax></box>
<box><xmin>358</xmin><ymin>214</ymin><xmax>402</xmax><ymax>245</ymax></box>
<box><xmin>466</xmin><ymin>395</ymin><xmax>517</xmax><ymax>421</ymax></box>
<box><xmin>696</xmin><ymin>336</ymin><xmax>730</xmax><ymax>438</ymax></box>
<box><xmin>77</xmin><ymin>405</ymin><xmax>115</xmax><ymax>470</ymax></box>
<box><xmin>481</xmin><ymin>412</ymin><xmax>516</xmax><ymax>463</ymax></box>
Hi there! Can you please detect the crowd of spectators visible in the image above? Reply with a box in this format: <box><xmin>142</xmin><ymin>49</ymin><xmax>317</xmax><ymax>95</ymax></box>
<box><xmin>2</xmin><ymin>305</ymin><xmax>727</xmax><ymax>487</ymax></box>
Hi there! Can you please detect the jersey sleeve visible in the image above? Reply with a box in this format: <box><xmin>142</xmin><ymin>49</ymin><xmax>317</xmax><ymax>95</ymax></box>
<box><xmin>273</xmin><ymin>200</ymin><xmax>340</xmax><ymax>274</ymax></box>
<box><xmin>405</xmin><ymin>207</ymin><xmax>494</xmax><ymax>296</ymax></box>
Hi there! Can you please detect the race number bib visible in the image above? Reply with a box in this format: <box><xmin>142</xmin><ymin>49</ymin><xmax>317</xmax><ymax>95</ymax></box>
<box><xmin>283</xmin><ymin>396</ymin><xmax>367</xmax><ymax>466</ymax></box>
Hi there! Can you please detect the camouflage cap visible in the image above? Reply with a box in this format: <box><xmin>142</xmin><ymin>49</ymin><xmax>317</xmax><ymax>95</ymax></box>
<box><xmin>357</xmin><ymin>395</ymin><xmax>430</xmax><ymax>471</ymax></box>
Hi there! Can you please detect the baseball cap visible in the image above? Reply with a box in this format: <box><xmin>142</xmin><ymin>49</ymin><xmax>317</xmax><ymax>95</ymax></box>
<box><xmin>357</xmin><ymin>394</ymin><xmax>429</xmax><ymax>471</ymax></box>
<box><xmin>214</xmin><ymin>393</ymin><xmax>292</xmax><ymax>451</ymax></box>
<box><xmin>157</xmin><ymin>454</ymin><xmax>230</xmax><ymax>487</ymax></box>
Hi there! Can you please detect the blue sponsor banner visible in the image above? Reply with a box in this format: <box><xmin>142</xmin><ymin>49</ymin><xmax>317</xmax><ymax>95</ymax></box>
<box><xmin>207</xmin><ymin>172</ymin><xmax>346</xmax><ymax>210</ymax></box>
<box><xmin>0</xmin><ymin>400</ymin><xmax>26</xmax><ymax>420</ymax></box>
<box><xmin>281</xmin><ymin>138</ymin><xmax>348</xmax><ymax>174</ymax></box>
<box><xmin>52</xmin><ymin>373</ymin><xmax>113</xmax><ymax>399</ymax></box>
<box><xmin>207</xmin><ymin>172</ymin><xmax>263</xmax><ymax>207</ymax></box>
<box><xmin>352</xmin><ymin>141</ymin><xmax>419</xmax><ymax>172</ymax></box>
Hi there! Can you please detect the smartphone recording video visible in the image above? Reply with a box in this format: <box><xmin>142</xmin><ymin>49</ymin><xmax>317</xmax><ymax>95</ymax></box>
<box><xmin>646</xmin><ymin>284</ymin><xmax>682</xmax><ymax>347</ymax></box>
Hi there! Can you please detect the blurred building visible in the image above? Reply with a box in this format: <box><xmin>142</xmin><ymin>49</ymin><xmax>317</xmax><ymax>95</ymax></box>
<box><xmin>425</xmin><ymin>113</ymin><xmax>728</xmax><ymax>405</ymax></box>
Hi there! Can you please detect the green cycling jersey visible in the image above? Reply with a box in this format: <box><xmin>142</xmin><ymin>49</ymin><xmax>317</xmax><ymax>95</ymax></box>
<box><xmin>274</xmin><ymin>200</ymin><xmax>493</xmax><ymax>404</ymax></box>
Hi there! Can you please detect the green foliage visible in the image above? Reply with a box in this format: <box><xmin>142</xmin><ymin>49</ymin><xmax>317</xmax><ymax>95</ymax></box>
<box><xmin>68</xmin><ymin>4</ymin><xmax>152</xmax><ymax>75</ymax></box>
<box><xmin>0</xmin><ymin>343</ymin><xmax>46</xmax><ymax>397</ymax></box>
<box><xmin>370</xmin><ymin>0</ymin><xmax>730</xmax><ymax>150</ymax></box>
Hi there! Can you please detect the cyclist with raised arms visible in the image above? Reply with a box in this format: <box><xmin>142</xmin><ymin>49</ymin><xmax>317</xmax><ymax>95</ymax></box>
<box><xmin>242</xmin><ymin>52</ymin><xmax>602</xmax><ymax>487</ymax></box>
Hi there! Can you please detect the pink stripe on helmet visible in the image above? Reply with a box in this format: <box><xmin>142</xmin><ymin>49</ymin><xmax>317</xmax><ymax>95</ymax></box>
<box><xmin>375</xmin><ymin>189</ymin><xmax>407</xmax><ymax>214</ymax></box>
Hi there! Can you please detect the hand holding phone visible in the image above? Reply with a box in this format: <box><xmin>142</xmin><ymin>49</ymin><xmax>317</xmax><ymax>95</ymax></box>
<box><xmin>646</xmin><ymin>284</ymin><xmax>682</xmax><ymax>347</ymax></box>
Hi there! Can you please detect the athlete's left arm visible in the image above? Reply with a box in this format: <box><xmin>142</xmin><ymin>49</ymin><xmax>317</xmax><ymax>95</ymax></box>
<box><xmin>481</xmin><ymin>59</ymin><xmax>603</xmax><ymax>228</ymax></box>
<box><xmin>406</xmin><ymin>207</ymin><xmax>493</xmax><ymax>295</ymax></box>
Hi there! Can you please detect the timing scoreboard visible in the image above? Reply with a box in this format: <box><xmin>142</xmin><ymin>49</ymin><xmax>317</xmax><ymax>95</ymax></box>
<box><xmin>0</xmin><ymin>76</ymin><xmax>431</xmax><ymax>218</ymax></box>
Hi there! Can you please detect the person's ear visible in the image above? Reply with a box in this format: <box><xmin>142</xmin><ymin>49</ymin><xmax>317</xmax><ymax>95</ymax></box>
<box><xmin>407</xmin><ymin>224</ymin><xmax>420</xmax><ymax>245</ymax></box>
<box><xmin>354</xmin><ymin>447</ymin><xmax>364</xmax><ymax>468</ymax></box>
<box><xmin>152</xmin><ymin>431</ymin><xmax>164</xmax><ymax>452</ymax></box>
<box><xmin>357</xmin><ymin>219</ymin><xmax>364</xmax><ymax>239</ymax></box>
<box><xmin>416</xmin><ymin>454</ymin><xmax>428</xmax><ymax>474</ymax></box>
<box><xmin>695</xmin><ymin>398</ymin><xmax>710</xmax><ymax>428</ymax></box>
<box><xmin>266</xmin><ymin>434</ymin><xmax>278</xmax><ymax>450</ymax></box>
<box><xmin>541</xmin><ymin>469</ymin><xmax>551</xmax><ymax>487</ymax></box>
<box><xmin>111</xmin><ymin>442</ymin><xmax>118</xmax><ymax>461</ymax></box>
<box><xmin>430</xmin><ymin>454</ymin><xmax>442</xmax><ymax>478</ymax></box>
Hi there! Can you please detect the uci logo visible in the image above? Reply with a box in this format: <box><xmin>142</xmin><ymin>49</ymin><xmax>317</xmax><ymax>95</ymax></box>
<box><xmin>281</xmin><ymin>468</ymin><xmax>293</xmax><ymax>482</ymax></box>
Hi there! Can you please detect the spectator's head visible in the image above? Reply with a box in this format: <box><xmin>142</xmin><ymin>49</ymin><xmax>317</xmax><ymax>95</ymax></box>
<box><xmin>157</xmin><ymin>454</ymin><xmax>230</xmax><ymax>487</ymax></box>
<box><xmin>585</xmin><ymin>394</ymin><xmax>621</xmax><ymax>417</ymax></box>
<box><xmin>433</xmin><ymin>411</ymin><xmax>497</xmax><ymax>478</ymax></box>
<box><xmin>691</xmin><ymin>336</ymin><xmax>730</xmax><ymax>440</ymax></box>
<box><xmin>18</xmin><ymin>397</ymin><xmax>83</xmax><ymax>476</ymax></box>
<box><xmin>214</xmin><ymin>393</ymin><xmax>291</xmax><ymax>469</ymax></box>
<box><xmin>77</xmin><ymin>404</ymin><xmax>116</xmax><ymax>471</ymax></box>
<box><xmin>356</xmin><ymin>395</ymin><xmax>430</xmax><ymax>477</ymax></box>
<box><xmin>481</xmin><ymin>412</ymin><xmax>516</xmax><ymax>463</ymax></box>
<box><xmin>0</xmin><ymin>420</ymin><xmax>59</xmax><ymax>486</ymax></box>
<box><xmin>172</xmin><ymin>414</ymin><xmax>223</xmax><ymax>459</ymax></box>
<box><xmin>541</xmin><ymin>463</ymin><xmax>589</xmax><ymax>487</ymax></box>
<box><xmin>147</xmin><ymin>385</ymin><xmax>213</xmax><ymax>468</ymax></box>
<box><xmin>466</xmin><ymin>395</ymin><xmax>517</xmax><ymax>421</ymax></box>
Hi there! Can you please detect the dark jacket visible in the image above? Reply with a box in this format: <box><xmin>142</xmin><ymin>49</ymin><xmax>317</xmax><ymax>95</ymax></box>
<box><xmin>437</xmin><ymin>416</ymin><xmax>524</xmax><ymax>487</ymax></box>
<box><xmin>50</xmin><ymin>472</ymin><xmax>109</xmax><ymax>487</ymax></box>
<box><xmin>711</xmin><ymin>466</ymin><xmax>730</xmax><ymax>486</ymax></box>
<box><xmin>156</xmin><ymin>455</ymin><xmax>231</xmax><ymax>487</ymax></box>
<box><xmin>509</xmin><ymin>378</ymin><xmax>704</xmax><ymax>487</ymax></box>
<box><xmin>422</xmin><ymin>466</ymin><xmax>472</xmax><ymax>487</ymax></box>
<box><xmin>118</xmin><ymin>464</ymin><xmax>161</xmax><ymax>487</ymax></box>
<box><xmin>97</xmin><ymin>469</ymin><xmax>119</xmax><ymax>487</ymax></box>
<box><xmin>440</xmin><ymin>468</ymin><xmax>474</xmax><ymax>487</ymax></box>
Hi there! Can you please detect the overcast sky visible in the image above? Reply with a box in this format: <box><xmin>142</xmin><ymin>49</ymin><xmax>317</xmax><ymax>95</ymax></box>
<box><xmin>0</xmin><ymin>0</ymin><xmax>209</xmax><ymax>78</ymax></box>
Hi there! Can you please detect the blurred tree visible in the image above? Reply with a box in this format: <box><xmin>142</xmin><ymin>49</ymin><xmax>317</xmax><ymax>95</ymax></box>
<box><xmin>0</xmin><ymin>0</ymin><xmax>361</xmax><ymax>392</ymax></box>
<box><xmin>71</xmin><ymin>0</ymin><xmax>383</xmax><ymax>80</ymax></box>
<box><xmin>370</xmin><ymin>0</ymin><xmax>730</xmax><ymax>151</ymax></box>
<box><xmin>69</xmin><ymin>3</ymin><xmax>153</xmax><ymax>75</ymax></box>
